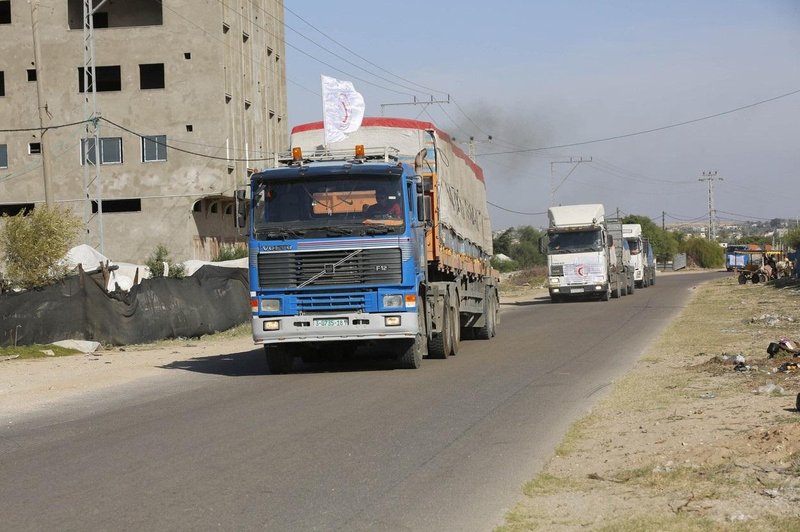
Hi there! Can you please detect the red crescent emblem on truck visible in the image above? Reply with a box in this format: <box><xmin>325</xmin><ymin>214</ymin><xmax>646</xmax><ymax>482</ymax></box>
<box><xmin>576</xmin><ymin>265</ymin><xmax>586</xmax><ymax>276</ymax></box>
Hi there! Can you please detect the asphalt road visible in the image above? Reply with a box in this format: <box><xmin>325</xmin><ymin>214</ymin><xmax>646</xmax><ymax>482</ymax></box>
<box><xmin>0</xmin><ymin>271</ymin><xmax>721</xmax><ymax>531</ymax></box>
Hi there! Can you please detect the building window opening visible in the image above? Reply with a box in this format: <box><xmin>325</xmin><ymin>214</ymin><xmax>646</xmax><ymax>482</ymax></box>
<box><xmin>185</xmin><ymin>124</ymin><xmax>193</xmax><ymax>132</ymax></box>
<box><xmin>67</xmin><ymin>0</ymin><xmax>161</xmax><ymax>29</ymax></box>
<box><xmin>78</xmin><ymin>66</ymin><xmax>121</xmax><ymax>92</ymax></box>
<box><xmin>184</xmin><ymin>52</ymin><xmax>191</xmax><ymax>60</ymax></box>
<box><xmin>0</xmin><ymin>1</ymin><xmax>10</xmax><ymax>24</ymax></box>
<box><xmin>92</xmin><ymin>11</ymin><xmax>109</xmax><ymax>28</ymax></box>
<box><xmin>91</xmin><ymin>198</ymin><xmax>142</xmax><ymax>214</ymax></box>
<box><xmin>0</xmin><ymin>144</ymin><xmax>7</xmax><ymax>168</ymax></box>
<box><xmin>139</xmin><ymin>63</ymin><xmax>164</xmax><ymax>90</ymax></box>
<box><xmin>0</xmin><ymin>204</ymin><xmax>34</xmax><ymax>216</ymax></box>
<box><xmin>81</xmin><ymin>137</ymin><xmax>123</xmax><ymax>165</ymax></box>
<box><xmin>193</xmin><ymin>201</ymin><xmax>202</xmax><ymax>213</ymax></box>
<box><xmin>142</xmin><ymin>135</ymin><xmax>167</xmax><ymax>162</ymax></box>
<box><xmin>210</xmin><ymin>201</ymin><xmax>219</xmax><ymax>214</ymax></box>
<box><xmin>27</xmin><ymin>69</ymin><xmax>36</xmax><ymax>82</ymax></box>
<box><xmin>29</xmin><ymin>143</ymin><xmax>41</xmax><ymax>155</ymax></box>
<box><xmin>0</xmin><ymin>71</ymin><xmax>5</xmax><ymax>96</ymax></box>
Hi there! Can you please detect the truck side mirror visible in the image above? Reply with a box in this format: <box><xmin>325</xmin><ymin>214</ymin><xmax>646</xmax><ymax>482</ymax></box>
<box><xmin>607</xmin><ymin>235</ymin><xmax>614</xmax><ymax>247</ymax></box>
<box><xmin>538</xmin><ymin>235</ymin><xmax>548</xmax><ymax>254</ymax></box>
<box><xmin>235</xmin><ymin>189</ymin><xmax>247</xmax><ymax>228</ymax></box>
<box><xmin>417</xmin><ymin>195</ymin><xmax>432</xmax><ymax>223</ymax></box>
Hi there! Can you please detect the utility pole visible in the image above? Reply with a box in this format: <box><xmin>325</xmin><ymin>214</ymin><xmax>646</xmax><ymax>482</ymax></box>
<box><xmin>82</xmin><ymin>0</ymin><xmax>107</xmax><ymax>253</ymax></box>
<box><xmin>550</xmin><ymin>157</ymin><xmax>591</xmax><ymax>206</ymax></box>
<box><xmin>662</xmin><ymin>211</ymin><xmax>665</xmax><ymax>232</ymax></box>
<box><xmin>698</xmin><ymin>170</ymin><xmax>722</xmax><ymax>241</ymax></box>
<box><xmin>30</xmin><ymin>0</ymin><xmax>53</xmax><ymax>206</ymax></box>
<box><xmin>379</xmin><ymin>94</ymin><xmax>451</xmax><ymax>116</ymax></box>
<box><xmin>453</xmin><ymin>135</ymin><xmax>493</xmax><ymax>162</ymax></box>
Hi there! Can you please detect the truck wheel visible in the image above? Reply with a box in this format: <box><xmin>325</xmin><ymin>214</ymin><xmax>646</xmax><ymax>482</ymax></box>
<box><xmin>475</xmin><ymin>292</ymin><xmax>495</xmax><ymax>340</ymax></box>
<box><xmin>602</xmin><ymin>285</ymin><xmax>611</xmax><ymax>301</ymax></box>
<box><xmin>627</xmin><ymin>277</ymin><xmax>634</xmax><ymax>295</ymax></box>
<box><xmin>651</xmin><ymin>273</ymin><xmax>656</xmax><ymax>286</ymax></box>
<box><xmin>265</xmin><ymin>345</ymin><xmax>294</xmax><ymax>374</ymax></box>
<box><xmin>450</xmin><ymin>302</ymin><xmax>461</xmax><ymax>356</ymax></box>
<box><xmin>429</xmin><ymin>302</ymin><xmax>452</xmax><ymax>359</ymax></box>
<box><xmin>398</xmin><ymin>311</ymin><xmax>427</xmax><ymax>369</ymax></box>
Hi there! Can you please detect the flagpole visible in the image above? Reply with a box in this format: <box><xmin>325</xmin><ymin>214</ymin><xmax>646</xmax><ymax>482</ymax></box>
<box><xmin>320</xmin><ymin>75</ymin><xmax>328</xmax><ymax>153</ymax></box>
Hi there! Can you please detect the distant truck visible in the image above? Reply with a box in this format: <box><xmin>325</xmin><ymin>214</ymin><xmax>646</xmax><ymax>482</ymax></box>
<box><xmin>541</xmin><ymin>204</ymin><xmax>625</xmax><ymax>302</ymax></box>
<box><xmin>622</xmin><ymin>223</ymin><xmax>656</xmax><ymax>287</ymax></box>
<box><xmin>238</xmin><ymin>118</ymin><xmax>499</xmax><ymax>372</ymax></box>
<box><xmin>606</xmin><ymin>219</ymin><xmax>635</xmax><ymax>297</ymax></box>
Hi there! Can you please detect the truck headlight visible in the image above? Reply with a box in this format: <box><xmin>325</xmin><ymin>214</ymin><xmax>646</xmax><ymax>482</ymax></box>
<box><xmin>383</xmin><ymin>295</ymin><xmax>403</xmax><ymax>308</ymax></box>
<box><xmin>263</xmin><ymin>320</ymin><xmax>280</xmax><ymax>331</ymax></box>
<box><xmin>549</xmin><ymin>277</ymin><xmax>561</xmax><ymax>285</ymax></box>
<box><xmin>260</xmin><ymin>299</ymin><xmax>281</xmax><ymax>312</ymax></box>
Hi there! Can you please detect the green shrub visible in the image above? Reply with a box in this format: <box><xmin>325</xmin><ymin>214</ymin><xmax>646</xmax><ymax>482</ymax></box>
<box><xmin>145</xmin><ymin>244</ymin><xmax>186</xmax><ymax>278</ymax></box>
<box><xmin>0</xmin><ymin>205</ymin><xmax>82</xmax><ymax>289</ymax></box>
<box><xmin>680</xmin><ymin>237</ymin><xmax>724</xmax><ymax>268</ymax></box>
<box><xmin>212</xmin><ymin>244</ymin><xmax>248</xmax><ymax>262</ymax></box>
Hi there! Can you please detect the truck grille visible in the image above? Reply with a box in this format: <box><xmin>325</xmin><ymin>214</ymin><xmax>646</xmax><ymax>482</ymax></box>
<box><xmin>296</xmin><ymin>294</ymin><xmax>367</xmax><ymax>313</ymax></box>
<box><xmin>257</xmin><ymin>248</ymin><xmax>402</xmax><ymax>289</ymax></box>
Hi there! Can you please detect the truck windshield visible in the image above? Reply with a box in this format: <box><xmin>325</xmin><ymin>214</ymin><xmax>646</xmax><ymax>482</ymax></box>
<box><xmin>548</xmin><ymin>229</ymin><xmax>603</xmax><ymax>254</ymax></box>
<box><xmin>252</xmin><ymin>174</ymin><xmax>405</xmax><ymax>238</ymax></box>
<box><xmin>626</xmin><ymin>239</ymin><xmax>640</xmax><ymax>254</ymax></box>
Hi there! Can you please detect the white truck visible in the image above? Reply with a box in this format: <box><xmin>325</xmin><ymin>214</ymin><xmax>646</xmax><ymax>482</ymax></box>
<box><xmin>542</xmin><ymin>204</ymin><xmax>626</xmax><ymax>302</ymax></box>
<box><xmin>622</xmin><ymin>224</ymin><xmax>656</xmax><ymax>288</ymax></box>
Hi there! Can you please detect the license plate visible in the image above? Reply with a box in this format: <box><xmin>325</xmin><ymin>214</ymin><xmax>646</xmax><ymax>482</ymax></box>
<box><xmin>571</xmin><ymin>287</ymin><xmax>585</xmax><ymax>293</ymax></box>
<box><xmin>313</xmin><ymin>318</ymin><xmax>348</xmax><ymax>327</ymax></box>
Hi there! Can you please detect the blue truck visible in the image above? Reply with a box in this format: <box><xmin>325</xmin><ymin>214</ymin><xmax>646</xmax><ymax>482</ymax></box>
<box><xmin>236</xmin><ymin>118</ymin><xmax>499</xmax><ymax>373</ymax></box>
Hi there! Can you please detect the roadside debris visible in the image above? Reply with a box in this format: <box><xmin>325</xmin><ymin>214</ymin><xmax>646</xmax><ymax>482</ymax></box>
<box><xmin>750</xmin><ymin>314</ymin><xmax>795</xmax><ymax>327</ymax></box>
<box><xmin>754</xmin><ymin>382</ymin><xmax>786</xmax><ymax>396</ymax></box>
<box><xmin>766</xmin><ymin>336</ymin><xmax>800</xmax><ymax>358</ymax></box>
<box><xmin>773</xmin><ymin>362</ymin><xmax>799</xmax><ymax>373</ymax></box>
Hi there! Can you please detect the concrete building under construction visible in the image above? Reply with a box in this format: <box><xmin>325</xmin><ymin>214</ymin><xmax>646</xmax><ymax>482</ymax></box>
<box><xmin>0</xmin><ymin>0</ymin><xmax>288</xmax><ymax>262</ymax></box>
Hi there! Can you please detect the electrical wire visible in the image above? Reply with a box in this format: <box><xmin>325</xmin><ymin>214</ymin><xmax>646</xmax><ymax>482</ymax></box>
<box><xmin>0</xmin><ymin>118</ymin><xmax>92</xmax><ymax>133</ymax></box>
<box><xmin>487</xmin><ymin>201</ymin><xmax>547</xmax><ymax>216</ymax></box>
<box><xmin>478</xmin><ymin>88</ymin><xmax>800</xmax><ymax>156</ymax></box>
<box><xmin>283</xmin><ymin>5</ymin><xmax>449</xmax><ymax>98</ymax></box>
<box><xmin>99</xmin><ymin>117</ymin><xmax>274</xmax><ymax>162</ymax></box>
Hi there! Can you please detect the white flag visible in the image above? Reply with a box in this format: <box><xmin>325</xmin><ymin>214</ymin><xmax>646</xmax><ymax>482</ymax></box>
<box><xmin>321</xmin><ymin>75</ymin><xmax>365</xmax><ymax>145</ymax></box>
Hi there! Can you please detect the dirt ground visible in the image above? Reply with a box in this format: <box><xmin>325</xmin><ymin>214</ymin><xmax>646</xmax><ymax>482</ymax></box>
<box><xmin>3</xmin><ymin>271</ymin><xmax>799</xmax><ymax>531</ymax></box>
<box><xmin>499</xmin><ymin>272</ymin><xmax>800</xmax><ymax>531</ymax></box>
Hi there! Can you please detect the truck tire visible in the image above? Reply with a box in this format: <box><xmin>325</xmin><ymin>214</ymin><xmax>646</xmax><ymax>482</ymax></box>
<box><xmin>397</xmin><ymin>311</ymin><xmax>427</xmax><ymax>369</ymax></box>
<box><xmin>601</xmin><ymin>284</ymin><xmax>611</xmax><ymax>301</ymax></box>
<box><xmin>627</xmin><ymin>274</ymin><xmax>634</xmax><ymax>295</ymax></box>
<box><xmin>265</xmin><ymin>345</ymin><xmax>294</xmax><ymax>374</ymax></box>
<box><xmin>450</xmin><ymin>300</ymin><xmax>461</xmax><ymax>356</ymax></box>
<box><xmin>611</xmin><ymin>282</ymin><xmax>621</xmax><ymax>299</ymax></box>
<box><xmin>429</xmin><ymin>301</ymin><xmax>452</xmax><ymax>359</ymax></box>
<box><xmin>475</xmin><ymin>291</ymin><xmax>496</xmax><ymax>340</ymax></box>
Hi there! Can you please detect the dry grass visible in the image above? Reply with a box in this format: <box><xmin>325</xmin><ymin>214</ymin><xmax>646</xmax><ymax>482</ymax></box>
<box><xmin>499</xmin><ymin>276</ymin><xmax>800</xmax><ymax>531</ymax></box>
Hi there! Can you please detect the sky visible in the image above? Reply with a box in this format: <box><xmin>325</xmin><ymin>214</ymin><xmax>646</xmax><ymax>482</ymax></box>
<box><xmin>282</xmin><ymin>1</ymin><xmax>800</xmax><ymax>232</ymax></box>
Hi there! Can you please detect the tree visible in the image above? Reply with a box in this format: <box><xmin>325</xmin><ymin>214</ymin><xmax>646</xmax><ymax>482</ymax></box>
<box><xmin>492</xmin><ymin>228</ymin><xmax>514</xmax><ymax>256</ymax></box>
<box><xmin>0</xmin><ymin>205</ymin><xmax>82</xmax><ymax>289</ymax></box>
<box><xmin>145</xmin><ymin>244</ymin><xmax>186</xmax><ymax>278</ymax></box>
<box><xmin>680</xmin><ymin>237</ymin><xmax>724</xmax><ymax>268</ymax></box>
<box><xmin>785</xmin><ymin>227</ymin><xmax>800</xmax><ymax>251</ymax></box>
<box><xmin>622</xmin><ymin>214</ymin><xmax>678</xmax><ymax>264</ymax></box>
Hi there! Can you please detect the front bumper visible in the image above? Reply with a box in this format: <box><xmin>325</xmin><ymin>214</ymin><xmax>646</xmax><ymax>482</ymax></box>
<box><xmin>549</xmin><ymin>282</ymin><xmax>608</xmax><ymax>296</ymax></box>
<box><xmin>252</xmin><ymin>311</ymin><xmax>418</xmax><ymax>344</ymax></box>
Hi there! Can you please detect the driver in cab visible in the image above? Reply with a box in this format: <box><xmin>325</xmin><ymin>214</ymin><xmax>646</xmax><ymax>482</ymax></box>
<box><xmin>365</xmin><ymin>188</ymin><xmax>402</xmax><ymax>219</ymax></box>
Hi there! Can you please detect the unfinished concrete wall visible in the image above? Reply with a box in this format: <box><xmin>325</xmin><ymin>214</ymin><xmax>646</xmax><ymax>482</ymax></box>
<box><xmin>0</xmin><ymin>0</ymin><xmax>288</xmax><ymax>263</ymax></box>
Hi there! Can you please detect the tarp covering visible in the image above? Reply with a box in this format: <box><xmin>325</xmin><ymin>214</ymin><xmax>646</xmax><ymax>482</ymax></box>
<box><xmin>0</xmin><ymin>266</ymin><xmax>249</xmax><ymax>346</ymax></box>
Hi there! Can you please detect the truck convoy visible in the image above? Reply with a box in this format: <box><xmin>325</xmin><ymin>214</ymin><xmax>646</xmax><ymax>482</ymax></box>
<box><xmin>622</xmin><ymin>223</ymin><xmax>656</xmax><ymax>287</ymax></box>
<box><xmin>543</xmin><ymin>204</ymin><xmax>627</xmax><ymax>302</ymax></box>
<box><xmin>238</xmin><ymin>118</ymin><xmax>499</xmax><ymax>372</ymax></box>
<box><xmin>606</xmin><ymin>219</ymin><xmax>635</xmax><ymax>297</ymax></box>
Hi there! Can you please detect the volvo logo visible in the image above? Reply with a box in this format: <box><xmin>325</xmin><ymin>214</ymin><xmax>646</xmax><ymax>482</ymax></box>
<box><xmin>261</xmin><ymin>244</ymin><xmax>292</xmax><ymax>251</ymax></box>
